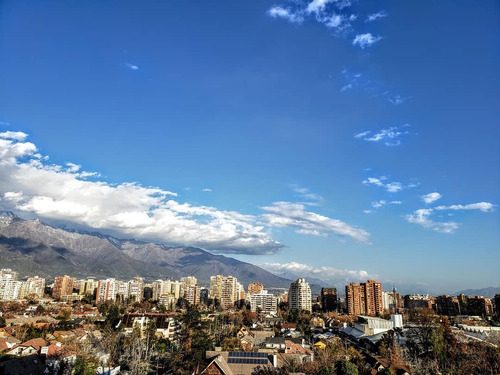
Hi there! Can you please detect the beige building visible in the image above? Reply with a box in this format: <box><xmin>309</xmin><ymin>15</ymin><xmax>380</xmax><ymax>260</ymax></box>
<box><xmin>52</xmin><ymin>275</ymin><xmax>75</xmax><ymax>299</ymax></box>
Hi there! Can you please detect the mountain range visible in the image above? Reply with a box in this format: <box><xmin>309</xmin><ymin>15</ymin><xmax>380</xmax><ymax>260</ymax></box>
<box><xmin>0</xmin><ymin>211</ymin><xmax>291</xmax><ymax>288</ymax></box>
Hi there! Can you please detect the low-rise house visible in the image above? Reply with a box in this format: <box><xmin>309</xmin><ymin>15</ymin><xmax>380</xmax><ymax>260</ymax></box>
<box><xmin>237</xmin><ymin>326</ymin><xmax>255</xmax><ymax>351</ymax></box>
<box><xmin>262</xmin><ymin>337</ymin><xmax>305</xmax><ymax>351</ymax></box>
<box><xmin>203</xmin><ymin>351</ymin><xmax>274</xmax><ymax>375</ymax></box>
<box><xmin>6</xmin><ymin>337</ymin><xmax>47</xmax><ymax>356</ymax></box>
<box><xmin>0</xmin><ymin>336</ymin><xmax>21</xmax><ymax>352</ymax></box>
<box><xmin>121</xmin><ymin>312</ymin><xmax>179</xmax><ymax>339</ymax></box>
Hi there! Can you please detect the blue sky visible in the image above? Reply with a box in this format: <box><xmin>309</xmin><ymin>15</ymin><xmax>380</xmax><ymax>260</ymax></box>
<box><xmin>1</xmin><ymin>0</ymin><xmax>499</xmax><ymax>293</ymax></box>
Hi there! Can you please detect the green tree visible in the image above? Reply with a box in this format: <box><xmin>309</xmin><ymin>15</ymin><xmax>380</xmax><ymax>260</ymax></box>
<box><xmin>73</xmin><ymin>355</ymin><xmax>99</xmax><ymax>375</ymax></box>
<box><xmin>171</xmin><ymin>304</ymin><xmax>213</xmax><ymax>374</ymax></box>
<box><xmin>336</xmin><ymin>359</ymin><xmax>358</xmax><ymax>375</ymax></box>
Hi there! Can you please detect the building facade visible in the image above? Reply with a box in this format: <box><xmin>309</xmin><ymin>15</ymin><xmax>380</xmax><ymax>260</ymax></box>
<box><xmin>321</xmin><ymin>287</ymin><xmax>338</xmax><ymax>312</ymax></box>
<box><xmin>346</xmin><ymin>280</ymin><xmax>383</xmax><ymax>316</ymax></box>
<box><xmin>288</xmin><ymin>278</ymin><xmax>312</xmax><ymax>312</ymax></box>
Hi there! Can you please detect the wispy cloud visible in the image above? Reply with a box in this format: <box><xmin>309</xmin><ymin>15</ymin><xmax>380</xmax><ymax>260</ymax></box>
<box><xmin>202</xmin><ymin>188</ymin><xmax>213</xmax><ymax>192</ymax></box>
<box><xmin>362</xmin><ymin>176</ymin><xmax>418</xmax><ymax>193</ymax></box>
<box><xmin>0</xmin><ymin>131</ymin><xmax>283</xmax><ymax>255</ymax></box>
<box><xmin>125</xmin><ymin>63</ymin><xmax>139</xmax><ymax>70</ymax></box>
<box><xmin>340</xmin><ymin>70</ymin><xmax>409</xmax><ymax>104</ymax></box>
<box><xmin>267</xmin><ymin>6</ymin><xmax>304</xmax><ymax>24</ymax></box>
<box><xmin>371</xmin><ymin>200</ymin><xmax>402</xmax><ymax>209</ymax></box>
<box><xmin>389</xmin><ymin>95</ymin><xmax>408</xmax><ymax>105</ymax></box>
<box><xmin>406</xmin><ymin>209</ymin><xmax>460</xmax><ymax>234</ymax></box>
<box><xmin>421</xmin><ymin>192</ymin><xmax>442</xmax><ymax>204</ymax></box>
<box><xmin>352</xmin><ymin>33</ymin><xmax>382</xmax><ymax>48</ymax></box>
<box><xmin>365</xmin><ymin>10</ymin><xmax>387</xmax><ymax>23</ymax></box>
<box><xmin>434</xmin><ymin>202</ymin><xmax>495</xmax><ymax>212</ymax></box>
<box><xmin>289</xmin><ymin>184</ymin><xmax>324</xmax><ymax>204</ymax></box>
<box><xmin>354</xmin><ymin>124</ymin><xmax>410</xmax><ymax>146</ymax></box>
<box><xmin>406</xmin><ymin>202</ymin><xmax>495</xmax><ymax>233</ymax></box>
<box><xmin>260</xmin><ymin>201</ymin><xmax>370</xmax><ymax>243</ymax></box>
<box><xmin>267</xmin><ymin>0</ymin><xmax>356</xmax><ymax>36</ymax></box>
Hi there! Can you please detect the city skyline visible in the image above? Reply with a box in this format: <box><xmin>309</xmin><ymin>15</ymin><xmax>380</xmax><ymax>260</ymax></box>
<box><xmin>0</xmin><ymin>0</ymin><xmax>499</xmax><ymax>294</ymax></box>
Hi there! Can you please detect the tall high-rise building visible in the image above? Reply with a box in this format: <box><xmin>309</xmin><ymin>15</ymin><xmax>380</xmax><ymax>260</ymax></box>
<box><xmin>21</xmin><ymin>276</ymin><xmax>46</xmax><ymax>299</ymax></box>
<box><xmin>53</xmin><ymin>275</ymin><xmax>75</xmax><ymax>299</ymax></box>
<box><xmin>185</xmin><ymin>285</ymin><xmax>201</xmax><ymax>306</ymax></box>
<box><xmin>321</xmin><ymin>287</ymin><xmax>338</xmax><ymax>312</ymax></box>
<box><xmin>346</xmin><ymin>280</ymin><xmax>383</xmax><ymax>316</ymax></box>
<box><xmin>96</xmin><ymin>279</ymin><xmax>118</xmax><ymax>304</ymax></box>
<box><xmin>209</xmin><ymin>275</ymin><xmax>223</xmax><ymax>302</ymax></box>
<box><xmin>0</xmin><ymin>269</ymin><xmax>18</xmax><ymax>281</ymax></box>
<box><xmin>0</xmin><ymin>279</ymin><xmax>22</xmax><ymax>300</ymax></box>
<box><xmin>79</xmin><ymin>278</ymin><xmax>97</xmax><ymax>296</ymax></box>
<box><xmin>209</xmin><ymin>275</ymin><xmax>239</xmax><ymax>310</ymax></box>
<box><xmin>128</xmin><ymin>276</ymin><xmax>144</xmax><ymax>303</ymax></box>
<box><xmin>288</xmin><ymin>278</ymin><xmax>312</xmax><ymax>312</ymax></box>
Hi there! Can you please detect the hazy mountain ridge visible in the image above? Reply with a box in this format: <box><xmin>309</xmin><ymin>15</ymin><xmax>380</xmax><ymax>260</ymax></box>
<box><xmin>454</xmin><ymin>287</ymin><xmax>500</xmax><ymax>299</ymax></box>
<box><xmin>0</xmin><ymin>211</ymin><xmax>291</xmax><ymax>287</ymax></box>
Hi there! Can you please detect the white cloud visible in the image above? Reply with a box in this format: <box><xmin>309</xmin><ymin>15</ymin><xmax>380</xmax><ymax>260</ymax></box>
<box><xmin>0</xmin><ymin>132</ymin><xmax>283</xmax><ymax>255</ymax></box>
<box><xmin>434</xmin><ymin>202</ymin><xmax>495</xmax><ymax>213</ymax></box>
<box><xmin>389</xmin><ymin>95</ymin><xmax>407</xmax><ymax>105</ymax></box>
<box><xmin>352</xmin><ymin>33</ymin><xmax>382</xmax><ymax>48</ymax></box>
<box><xmin>289</xmin><ymin>184</ymin><xmax>324</xmax><ymax>203</ymax></box>
<box><xmin>354</xmin><ymin>125</ymin><xmax>410</xmax><ymax>146</ymax></box>
<box><xmin>268</xmin><ymin>0</ymin><xmax>354</xmax><ymax>34</ymax></box>
<box><xmin>421</xmin><ymin>192</ymin><xmax>442</xmax><ymax>204</ymax></box>
<box><xmin>365</xmin><ymin>10</ymin><xmax>387</xmax><ymax>23</ymax></box>
<box><xmin>260</xmin><ymin>201</ymin><xmax>370</xmax><ymax>243</ymax></box>
<box><xmin>66</xmin><ymin>163</ymin><xmax>81</xmax><ymax>173</ymax></box>
<box><xmin>0</xmin><ymin>131</ymin><xmax>28</xmax><ymax>141</ymax></box>
<box><xmin>261</xmin><ymin>261</ymin><xmax>373</xmax><ymax>284</ymax></box>
<box><xmin>202</xmin><ymin>188</ymin><xmax>213</xmax><ymax>192</ymax></box>
<box><xmin>125</xmin><ymin>63</ymin><xmax>139</xmax><ymax>70</ymax></box>
<box><xmin>406</xmin><ymin>202</ymin><xmax>494</xmax><ymax>233</ymax></box>
<box><xmin>371</xmin><ymin>200</ymin><xmax>402</xmax><ymax>209</ymax></box>
<box><xmin>405</xmin><ymin>209</ymin><xmax>460</xmax><ymax>234</ymax></box>
<box><xmin>267</xmin><ymin>6</ymin><xmax>304</xmax><ymax>24</ymax></box>
<box><xmin>362</xmin><ymin>176</ymin><xmax>417</xmax><ymax>193</ymax></box>
<box><xmin>306</xmin><ymin>0</ymin><xmax>332</xmax><ymax>14</ymax></box>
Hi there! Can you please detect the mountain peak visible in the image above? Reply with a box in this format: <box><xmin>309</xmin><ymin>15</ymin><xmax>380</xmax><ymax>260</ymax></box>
<box><xmin>0</xmin><ymin>211</ymin><xmax>20</xmax><ymax>218</ymax></box>
<box><xmin>0</xmin><ymin>211</ymin><xmax>22</xmax><ymax>227</ymax></box>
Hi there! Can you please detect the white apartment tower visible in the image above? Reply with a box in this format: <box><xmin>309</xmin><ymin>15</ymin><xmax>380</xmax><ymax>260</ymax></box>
<box><xmin>288</xmin><ymin>278</ymin><xmax>312</xmax><ymax>312</ymax></box>
<box><xmin>250</xmin><ymin>290</ymin><xmax>277</xmax><ymax>313</ymax></box>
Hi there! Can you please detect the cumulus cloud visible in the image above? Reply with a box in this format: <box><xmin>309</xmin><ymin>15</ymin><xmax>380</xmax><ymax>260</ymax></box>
<box><xmin>260</xmin><ymin>201</ymin><xmax>370</xmax><ymax>243</ymax></box>
<box><xmin>202</xmin><ymin>188</ymin><xmax>213</xmax><ymax>192</ymax></box>
<box><xmin>354</xmin><ymin>125</ymin><xmax>410</xmax><ymax>146</ymax></box>
<box><xmin>352</xmin><ymin>33</ymin><xmax>382</xmax><ymax>48</ymax></box>
<box><xmin>0</xmin><ymin>132</ymin><xmax>283</xmax><ymax>255</ymax></box>
<box><xmin>0</xmin><ymin>131</ymin><xmax>28</xmax><ymax>141</ymax></box>
<box><xmin>421</xmin><ymin>192</ymin><xmax>442</xmax><ymax>204</ymax></box>
<box><xmin>365</xmin><ymin>10</ymin><xmax>387</xmax><ymax>23</ymax></box>
<box><xmin>125</xmin><ymin>63</ymin><xmax>139</xmax><ymax>70</ymax></box>
<box><xmin>362</xmin><ymin>176</ymin><xmax>417</xmax><ymax>193</ymax></box>
<box><xmin>260</xmin><ymin>261</ymin><xmax>374</xmax><ymax>284</ymax></box>
<box><xmin>406</xmin><ymin>202</ymin><xmax>495</xmax><ymax>233</ymax></box>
